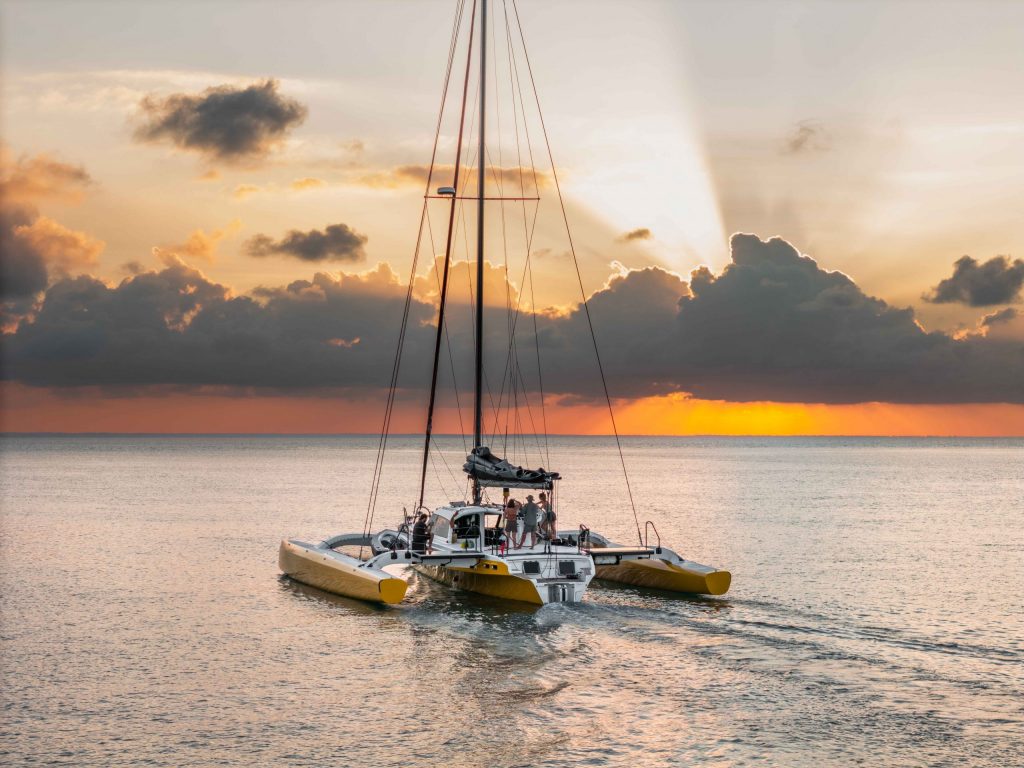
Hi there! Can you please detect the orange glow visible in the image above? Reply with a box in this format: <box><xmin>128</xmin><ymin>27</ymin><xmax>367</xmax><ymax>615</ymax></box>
<box><xmin>2</xmin><ymin>384</ymin><xmax>1023</xmax><ymax>436</ymax></box>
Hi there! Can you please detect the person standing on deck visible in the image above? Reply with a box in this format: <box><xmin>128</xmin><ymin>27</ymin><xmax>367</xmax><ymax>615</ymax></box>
<box><xmin>411</xmin><ymin>513</ymin><xmax>430</xmax><ymax>554</ymax></box>
<box><xmin>503</xmin><ymin>499</ymin><xmax>520</xmax><ymax>550</ymax></box>
<box><xmin>538</xmin><ymin>491</ymin><xmax>556</xmax><ymax>540</ymax></box>
<box><xmin>521</xmin><ymin>495</ymin><xmax>540</xmax><ymax>549</ymax></box>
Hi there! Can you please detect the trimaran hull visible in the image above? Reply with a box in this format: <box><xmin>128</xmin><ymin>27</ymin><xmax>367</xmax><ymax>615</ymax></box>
<box><xmin>279</xmin><ymin>539</ymin><xmax>408</xmax><ymax>605</ymax></box>
<box><xmin>279</xmin><ymin>531</ymin><xmax>730</xmax><ymax>606</ymax></box>
<box><xmin>414</xmin><ymin>564</ymin><xmax>549</xmax><ymax>605</ymax></box>
<box><xmin>594</xmin><ymin>558</ymin><xmax>731</xmax><ymax>596</ymax></box>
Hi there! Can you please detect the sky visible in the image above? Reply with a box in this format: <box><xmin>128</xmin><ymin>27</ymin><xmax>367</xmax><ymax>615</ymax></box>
<box><xmin>2</xmin><ymin>0</ymin><xmax>1023</xmax><ymax>435</ymax></box>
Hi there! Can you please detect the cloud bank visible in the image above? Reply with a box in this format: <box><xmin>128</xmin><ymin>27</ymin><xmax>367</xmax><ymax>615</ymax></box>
<box><xmin>3</xmin><ymin>235</ymin><xmax>1023</xmax><ymax>404</ymax></box>
<box><xmin>134</xmin><ymin>80</ymin><xmax>307</xmax><ymax>163</ymax></box>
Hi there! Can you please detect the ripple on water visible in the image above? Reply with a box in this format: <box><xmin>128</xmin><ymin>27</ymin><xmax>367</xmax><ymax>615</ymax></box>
<box><xmin>1</xmin><ymin>435</ymin><xmax>1022</xmax><ymax>767</ymax></box>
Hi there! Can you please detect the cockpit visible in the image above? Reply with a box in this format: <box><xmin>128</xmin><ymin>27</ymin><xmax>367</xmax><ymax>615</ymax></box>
<box><xmin>431</xmin><ymin>507</ymin><xmax>506</xmax><ymax>550</ymax></box>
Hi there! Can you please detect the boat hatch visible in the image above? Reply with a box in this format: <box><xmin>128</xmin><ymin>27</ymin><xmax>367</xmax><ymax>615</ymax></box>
<box><xmin>523</xmin><ymin>561</ymin><xmax>541</xmax><ymax>575</ymax></box>
<box><xmin>558</xmin><ymin>560</ymin><xmax>576</xmax><ymax>576</ymax></box>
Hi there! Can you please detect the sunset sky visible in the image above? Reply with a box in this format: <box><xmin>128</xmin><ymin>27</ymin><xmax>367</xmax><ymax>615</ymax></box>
<box><xmin>2</xmin><ymin>0</ymin><xmax>1023</xmax><ymax>435</ymax></box>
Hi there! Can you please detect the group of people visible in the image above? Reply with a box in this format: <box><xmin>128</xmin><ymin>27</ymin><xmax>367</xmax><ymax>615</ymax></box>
<box><xmin>407</xmin><ymin>490</ymin><xmax>557</xmax><ymax>554</ymax></box>
<box><xmin>502</xmin><ymin>491</ymin><xmax>556</xmax><ymax>550</ymax></box>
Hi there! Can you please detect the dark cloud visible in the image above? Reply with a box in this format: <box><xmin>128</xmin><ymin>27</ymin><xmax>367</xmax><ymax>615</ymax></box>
<box><xmin>245</xmin><ymin>223</ymin><xmax>367</xmax><ymax>263</ymax></box>
<box><xmin>924</xmin><ymin>255</ymin><xmax>1024</xmax><ymax>306</ymax></box>
<box><xmin>134</xmin><ymin>80</ymin><xmax>307</xmax><ymax>162</ymax></box>
<box><xmin>981</xmin><ymin>308</ymin><xmax>1017</xmax><ymax>328</ymax></box>
<box><xmin>1</xmin><ymin>206</ymin><xmax>49</xmax><ymax>299</ymax></box>
<box><xmin>534</xmin><ymin>235</ymin><xmax>1023</xmax><ymax>403</ymax></box>
<box><xmin>619</xmin><ymin>228</ymin><xmax>652</xmax><ymax>242</ymax></box>
<box><xmin>784</xmin><ymin>120</ymin><xmax>831</xmax><ymax>154</ymax></box>
<box><xmin>3</xmin><ymin>260</ymin><xmax>434</xmax><ymax>390</ymax></box>
<box><xmin>5</xmin><ymin>235</ymin><xmax>1023</xmax><ymax>404</ymax></box>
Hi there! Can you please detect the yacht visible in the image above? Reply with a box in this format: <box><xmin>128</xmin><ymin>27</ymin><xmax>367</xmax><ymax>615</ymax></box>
<box><xmin>279</xmin><ymin>0</ymin><xmax>731</xmax><ymax>606</ymax></box>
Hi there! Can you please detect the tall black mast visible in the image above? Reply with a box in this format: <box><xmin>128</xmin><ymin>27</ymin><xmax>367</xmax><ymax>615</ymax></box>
<box><xmin>472</xmin><ymin>0</ymin><xmax>487</xmax><ymax>504</ymax></box>
<box><xmin>417</xmin><ymin>0</ymin><xmax>478</xmax><ymax>511</ymax></box>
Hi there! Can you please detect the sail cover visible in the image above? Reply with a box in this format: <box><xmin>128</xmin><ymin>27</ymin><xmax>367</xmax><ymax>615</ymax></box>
<box><xmin>463</xmin><ymin>446</ymin><xmax>560</xmax><ymax>489</ymax></box>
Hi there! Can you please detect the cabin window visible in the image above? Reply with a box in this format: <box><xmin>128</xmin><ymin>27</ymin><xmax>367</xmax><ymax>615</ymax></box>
<box><xmin>431</xmin><ymin>515</ymin><xmax>450</xmax><ymax>538</ymax></box>
<box><xmin>453</xmin><ymin>514</ymin><xmax>480</xmax><ymax>539</ymax></box>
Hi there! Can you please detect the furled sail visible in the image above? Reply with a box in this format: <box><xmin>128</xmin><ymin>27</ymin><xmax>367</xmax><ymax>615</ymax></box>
<box><xmin>462</xmin><ymin>446</ymin><xmax>560</xmax><ymax>489</ymax></box>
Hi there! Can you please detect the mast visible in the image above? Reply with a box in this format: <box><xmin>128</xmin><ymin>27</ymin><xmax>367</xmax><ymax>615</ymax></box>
<box><xmin>472</xmin><ymin>0</ymin><xmax>487</xmax><ymax>504</ymax></box>
<box><xmin>417</xmin><ymin>0</ymin><xmax>478</xmax><ymax>511</ymax></box>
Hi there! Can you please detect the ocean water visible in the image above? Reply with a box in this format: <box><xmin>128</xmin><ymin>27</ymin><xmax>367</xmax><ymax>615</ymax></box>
<box><xmin>1</xmin><ymin>435</ymin><xmax>1022</xmax><ymax>767</ymax></box>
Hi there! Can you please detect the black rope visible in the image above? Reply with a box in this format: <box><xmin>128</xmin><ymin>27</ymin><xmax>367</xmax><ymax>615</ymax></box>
<box><xmin>361</xmin><ymin>0</ymin><xmax>467</xmax><ymax>556</ymax></box>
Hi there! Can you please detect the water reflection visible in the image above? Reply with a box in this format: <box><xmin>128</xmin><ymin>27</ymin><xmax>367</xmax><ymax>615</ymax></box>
<box><xmin>3</xmin><ymin>435</ymin><xmax>1022</xmax><ymax>767</ymax></box>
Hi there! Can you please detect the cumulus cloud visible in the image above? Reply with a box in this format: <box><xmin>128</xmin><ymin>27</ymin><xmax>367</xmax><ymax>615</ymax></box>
<box><xmin>412</xmin><ymin>256</ymin><xmax>522</xmax><ymax>309</ymax></box>
<box><xmin>0</xmin><ymin>150</ymin><xmax>101</xmax><ymax>312</ymax></box>
<box><xmin>924</xmin><ymin>255</ymin><xmax>1024</xmax><ymax>306</ymax></box>
<box><xmin>154</xmin><ymin>221</ymin><xmax>241</xmax><ymax>263</ymax></box>
<box><xmin>244</xmin><ymin>223</ymin><xmax>367</xmax><ymax>263</ymax></box>
<box><xmin>134</xmin><ymin>79</ymin><xmax>307</xmax><ymax>163</ymax></box>
<box><xmin>12</xmin><ymin>215</ymin><xmax>105</xmax><ymax>274</ymax></box>
<box><xmin>534</xmin><ymin>235</ymin><xmax>1024</xmax><ymax>403</ymax></box>
<box><xmin>5</xmin><ymin>234</ymin><xmax>1024</xmax><ymax>404</ymax></box>
<box><xmin>0</xmin><ymin>147</ymin><xmax>93</xmax><ymax>203</ymax></box>
<box><xmin>619</xmin><ymin>227</ymin><xmax>652</xmax><ymax>242</ymax></box>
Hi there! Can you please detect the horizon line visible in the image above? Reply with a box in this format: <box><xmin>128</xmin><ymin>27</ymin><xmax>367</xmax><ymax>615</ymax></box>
<box><xmin>2</xmin><ymin>432</ymin><xmax>1022</xmax><ymax>439</ymax></box>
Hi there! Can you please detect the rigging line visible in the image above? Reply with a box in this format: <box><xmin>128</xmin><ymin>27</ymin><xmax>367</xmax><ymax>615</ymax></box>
<box><xmin>485</xmin><ymin>204</ymin><xmax>540</xmax><ymax>445</ymax></box>
<box><xmin>481</xmin><ymin>53</ymin><xmax>544</xmax><ymax>444</ymax></box>
<box><xmin>418</xmin><ymin>0</ymin><xmax>480</xmax><ymax>511</ymax></box>
<box><xmin>503</xmin><ymin>16</ymin><xmax>549</xmax><ymax>467</ymax></box>
<box><xmin>527</xmin><ymin>253</ymin><xmax>551</xmax><ymax>467</ymax></box>
<box><xmin>431</xmin><ymin>435</ymin><xmax>461</xmax><ymax>489</ymax></box>
<box><xmin>501</xmin><ymin>0</ymin><xmax>546</xmax><ymax>467</ymax></box>
<box><xmin>503</xmin><ymin>0</ymin><xmax>542</xmax><ymax>212</ymax></box>
<box><xmin>361</xmin><ymin>0</ymin><xmax>466</xmax><ymax>555</ymax></box>
<box><xmin>512</xmin><ymin>339</ymin><xmax>546</xmax><ymax>462</ymax></box>
<box><xmin>424</xmin><ymin>210</ymin><xmax>469</xmax><ymax>453</ymax></box>
<box><xmin>480</xmin><ymin>141</ymin><xmax>519</xmax><ymax>452</ymax></box>
<box><xmin>511</xmin><ymin>0</ymin><xmax>643</xmax><ymax>545</ymax></box>
<box><xmin>459</xmin><ymin>197</ymin><xmax>502</xmax><ymax>433</ymax></box>
<box><xmin>429</xmin><ymin>450</ymin><xmax>452</xmax><ymax>503</ymax></box>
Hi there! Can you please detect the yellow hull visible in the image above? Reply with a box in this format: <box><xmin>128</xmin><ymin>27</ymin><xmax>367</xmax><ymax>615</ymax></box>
<box><xmin>416</xmin><ymin>563</ymin><xmax>543</xmax><ymax>605</ymax></box>
<box><xmin>279</xmin><ymin>539</ymin><xmax>407</xmax><ymax>605</ymax></box>
<box><xmin>596</xmin><ymin>559</ymin><xmax>731</xmax><ymax>596</ymax></box>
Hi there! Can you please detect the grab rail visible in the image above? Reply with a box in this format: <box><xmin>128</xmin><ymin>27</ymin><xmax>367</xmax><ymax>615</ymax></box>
<box><xmin>643</xmin><ymin>521</ymin><xmax>661</xmax><ymax>551</ymax></box>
